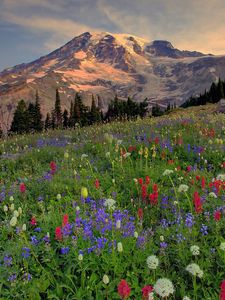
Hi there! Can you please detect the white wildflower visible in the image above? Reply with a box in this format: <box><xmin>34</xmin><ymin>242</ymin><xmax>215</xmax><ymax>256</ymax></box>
<box><xmin>148</xmin><ymin>292</ymin><xmax>154</xmax><ymax>300</ymax></box>
<box><xmin>190</xmin><ymin>245</ymin><xmax>200</xmax><ymax>256</ymax></box>
<box><xmin>123</xmin><ymin>152</ymin><xmax>131</xmax><ymax>158</ymax></box>
<box><xmin>64</xmin><ymin>152</ymin><xmax>69</xmax><ymax>159</ymax></box>
<box><xmin>117</xmin><ymin>139</ymin><xmax>123</xmax><ymax>145</ymax></box>
<box><xmin>104</xmin><ymin>198</ymin><xmax>116</xmax><ymax>211</ymax></box>
<box><xmin>219</xmin><ymin>242</ymin><xmax>225</xmax><ymax>251</ymax></box>
<box><xmin>154</xmin><ymin>278</ymin><xmax>174</xmax><ymax>298</ymax></box>
<box><xmin>22</xmin><ymin>224</ymin><xmax>26</xmax><ymax>231</ymax></box>
<box><xmin>102</xmin><ymin>274</ymin><xmax>109</xmax><ymax>285</ymax></box>
<box><xmin>10</xmin><ymin>216</ymin><xmax>17</xmax><ymax>227</ymax></box>
<box><xmin>134</xmin><ymin>231</ymin><xmax>138</xmax><ymax>238</ymax></box>
<box><xmin>76</xmin><ymin>206</ymin><xmax>80</xmax><ymax>211</ymax></box>
<box><xmin>183</xmin><ymin>296</ymin><xmax>191</xmax><ymax>300</ymax></box>
<box><xmin>3</xmin><ymin>205</ymin><xmax>8</xmax><ymax>212</ymax></box>
<box><xmin>78</xmin><ymin>254</ymin><xmax>83</xmax><ymax>261</ymax></box>
<box><xmin>105</xmin><ymin>152</ymin><xmax>110</xmax><ymax>158</ymax></box>
<box><xmin>178</xmin><ymin>184</ymin><xmax>189</xmax><ymax>193</ymax></box>
<box><xmin>216</xmin><ymin>174</ymin><xmax>225</xmax><ymax>181</ymax></box>
<box><xmin>160</xmin><ymin>235</ymin><xmax>164</xmax><ymax>242</ymax></box>
<box><xmin>56</xmin><ymin>194</ymin><xmax>62</xmax><ymax>200</ymax></box>
<box><xmin>13</xmin><ymin>210</ymin><xmax>19</xmax><ymax>218</ymax></box>
<box><xmin>18</xmin><ymin>207</ymin><xmax>22</xmax><ymax>215</ymax></box>
<box><xmin>208</xmin><ymin>192</ymin><xmax>217</xmax><ymax>198</ymax></box>
<box><xmin>163</xmin><ymin>169</ymin><xmax>174</xmax><ymax>176</ymax></box>
<box><xmin>186</xmin><ymin>263</ymin><xmax>203</xmax><ymax>278</ymax></box>
<box><xmin>116</xmin><ymin>220</ymin><xmax>121</xmax><ymax>229</ymax></box>
<box><xmin>146</xmin><ymin>255</ymin><xmax>159</xmax><ymax>270</ymax></box>
<box><xmin>117</xmin><ymin>242</ymin><xmax>123</xmax><ymax>252</ymax></box>
<box><xmin>10</xmin><ymin>203</ymin><xmax>14</xmax><ymax>211</ymax></box>
<box><xmin>9</xmin><ymin>196</ymin><xmax>14</xmax><ymax>202</ymax></box>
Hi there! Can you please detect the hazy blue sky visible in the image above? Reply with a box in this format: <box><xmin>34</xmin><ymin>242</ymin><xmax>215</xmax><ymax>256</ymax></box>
<box><xmin>1</xmin><ymin>0</ymin><xmax>225</xmax><ymax>71</ymax></box>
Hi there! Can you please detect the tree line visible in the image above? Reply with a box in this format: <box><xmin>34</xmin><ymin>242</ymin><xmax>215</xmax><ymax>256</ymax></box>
<box><xmin>181</xmin><ymin>78</ymin><xmax>225</xmax><ymax>108</ymax></box>
<box><xmin>9</xmin><ymin>89</ymin><xmax>149</xmax><ymax>134</ymax></box>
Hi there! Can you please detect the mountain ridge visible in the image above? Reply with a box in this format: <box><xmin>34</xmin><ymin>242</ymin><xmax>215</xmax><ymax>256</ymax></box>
<box><xmin>0</xmin><ymin>31</ymin><xmax>224</xmax><ymax>122</ymax></box>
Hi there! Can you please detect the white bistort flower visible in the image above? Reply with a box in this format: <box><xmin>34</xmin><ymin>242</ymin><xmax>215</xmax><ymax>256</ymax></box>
<box><xmin>183</xmin><ymin>296</ymin><xmax>191</xmax><ymax>300</ymax></box>
<box><xmin>216</xmin><ymin>174</ymin><xmax>225</xmax><ymax>181</ymax></box>
<box><xmin>117</xmin><ymin>242</ymin><xmax>123</xmax><ymax>252</ymax></box>
<box><xmin>186</xmin><ymin>263</ymin><xmax>203</xmax><ymax>278</ymax></box>
<box><xmin>219</xmin><ymin>242</ymin><xmax>225</xmax><ymax>251</ymax></box>
<box><xmin>190</xmin><ymin>245</ymin><xmax>200</xmax><ymax>256</ymax></box>
<box><xmin>208</xmin><ymin>192</ymin><xmax>217</xmax><ymax>198</ymax></box>
<box><xmin>146</xmin><ymin>255</ymin><xmax>159</xmax><ymax>270</ymax></box>
<box><xmin>178</xmin><ymin>184</ymin><xmax>189</xmax><ymax>193</ymax></box>
<box><xmin>104</xmin><ymin>198</ymin><xmax>116</xmax><ymax>211</ymax></box>
<box><xmin>163</xmin><ymin>169</ymin><xmax>174</xmax><ymax>176</ymax></box>
<box><xmin>102</xmin><ymin>274</ymin><xmax>109</xmax><ymax>285</ymax></box>
<box><xmin>78</xmin><ymin>254</ymin><xmax>83</xmax><ymax>261</ymax></box>
<box><xmin>154</xmin><ymin>278</ymin><xmax>174</xmax><ymax>298</ymax></box>
<box><xmin>10</xmin><ymin>216</ymin><xmax>17</xmax><ymax>227</ymax></box>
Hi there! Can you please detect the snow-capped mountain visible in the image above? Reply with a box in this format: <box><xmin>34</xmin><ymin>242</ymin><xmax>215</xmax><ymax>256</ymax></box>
<box><xmin>0</xmin><ymin>31</ymin><xmax>225</xmax><ymax>115</ymax></box>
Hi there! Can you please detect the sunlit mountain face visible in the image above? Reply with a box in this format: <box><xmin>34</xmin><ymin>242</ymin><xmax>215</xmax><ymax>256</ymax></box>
<box><xmin>0</xmin><ymin>31</ymin><xmax>224</xmax><ymax>115</ymax></box>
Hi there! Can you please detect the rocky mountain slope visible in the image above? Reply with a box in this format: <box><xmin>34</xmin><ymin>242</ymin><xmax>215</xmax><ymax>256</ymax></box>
<box><xmin>0</xmin><ymin>31</ymin><xmax>225</xmax><ymax>116</ymax></box>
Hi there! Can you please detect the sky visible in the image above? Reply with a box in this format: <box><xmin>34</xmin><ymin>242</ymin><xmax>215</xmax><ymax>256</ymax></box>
<box><xmin>1</xmin><ymin>0</ymin><xmax>225</xmax><ymax>71</ymax></box>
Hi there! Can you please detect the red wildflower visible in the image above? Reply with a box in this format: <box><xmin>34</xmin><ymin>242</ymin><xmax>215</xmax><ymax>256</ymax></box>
<box><xmin>196</xmin><ymin>175</ymin><xmax>200</xmax><ymax>181</ymax></box>
<box><xmin>149</xmin><ymin>192</ymin><xmax>158</xmax><ymax>205</ymax></box>
<box><xmin>167</xmin><ymin>159</ymin><xmax>174</xmax><ymax>165</ymax></box>
<box><xmin>30</xmin><ymin>216</ymin><xmax>37</xmax><ymax>226</ymax></box>
<box><xmin>214</xmin><ymin>210</ymin><xmax>221</xmax><ymax>222</ymax></box>
<box><xmin>95</xmin><ymin>179</ymin><xmax>100</xmax><ymax>189</ymax></box>
<box><xmin>62</xmin><ymin>214</ymin><xmax>69</xmax><ymax>226</ymax></box>
<box><xmin>154</xmin><ymin>137</ymin><xmax>159</xmax><ymax>144</ymax></box>
<box><xmin>145</xmin><ymin>176</ymin><xmax>150</xmax><ymax>185</ymax></box>
<box><xmin>220</xmin><ymin>280</ymin><xmax>225</xmax><ymax>300</ymax></box>
<box><xmin>19</xmin><ymin>183</ymin><xmax>26</xmax><ymax>193</ymax></box>
<box><xmin>50</xmin><ymin>161</ymin><xmax>57</xmax><ymax>171</ymax></box>
<box><xmin>142</xmin><ymin>285</ymin><xmax>154</xmax><ymax>299</ymax></box>
<box><xmin>138</xmin><ymin>178</ymin><xmax>143</xmax><ymax>186</ymax></box>
<box><xmin>118</xmin><ymin>279</ymin><xmax>131</xmax><ymax>299</ymax></box>
<box><xmin>193</xmin><ymin>191</ymin><xmax>202</xmax><ymax>214</ymax></box>
<box><xmin>138</xmin><ymin>208</ymin><xmax>143</xmax><ymax>220</ymax></box>
<box><xmin>142</xmin><ymin>185</ymin><xmax>147</xmax><ymax>200</ymax></box>
<box><xmin>153</xmin><ymin>184</ymin><xmax>158</xmax><ymax>193</ymax></box>
<box><xmin>55</xmin><ymin>226</ymin><xmax>62</xmax><ymax>240</ymax></box>
<box><xmin>187</xmin><ymin>166</ymin><xmax>191</xmax><ymax>172</ymax></box>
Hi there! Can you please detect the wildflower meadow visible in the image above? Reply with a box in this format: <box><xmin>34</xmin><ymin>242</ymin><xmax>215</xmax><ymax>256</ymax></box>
<box><xmin>0</xmin><ymin>107</ymin><xmax>225</xmax><ymax>299</ymax></box>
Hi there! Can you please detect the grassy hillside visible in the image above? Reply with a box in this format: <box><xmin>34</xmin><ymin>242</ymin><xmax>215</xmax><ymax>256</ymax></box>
<box><xmin>0</xmin><ymin>106</ymin><xmax>224</xmax><ymax>299</ymax></box>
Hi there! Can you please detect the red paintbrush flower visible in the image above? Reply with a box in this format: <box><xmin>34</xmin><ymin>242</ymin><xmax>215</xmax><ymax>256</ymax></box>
<box><xmin>19</xmin><ymin>183</ymin><xmax>26</xmax><ymax>193</ymax></box>
<box><xmin>193</xmin><ymin>191</ymin><xmax>202</xmax><ymax>214</ymax></box>
<box><xmin>95</xmin><ymin>179</ymin><xmax>100</xmax><ymax>189</ymax></box>
<box><xmin>138</xmin><ymin>208</ymin><xmax>143</xmax><ymax>220</ymax></box>
<box><xmin>30</xmin><ymin>216</ymin><xmax>37</xmax><ymax>226</ymax></box>
<box><xmin>118</xmin><ymin>279</ymin><xmax>131</xmax><ymax>299</ymax></box>
<box><xmin>142</xmin><ymin>185</ymin><xmax>147</xmax><ymax>200</ymax></box>
<box><xmin>220</xmin><ymin>280</ymin><xmax>225</xmax><ymax>300</ymax></box>
<box><xmin>142</xmin><ymin>285</ymin><xmax>154</xmax><ymax>299</ymax></box>
<box><xmin>55</xmin><ymin>226</ymin><xmax>62</xmax><ymax>240</ymax></box>
<box><xmin>62</xmin><ymin>214</ymin><xmax>69</xmax><ymax>226</ymax></box>
<box><xmin>138</xmin><ymin>178</ymin><xmax>143</xmax><ymax>186</ymax></box>
<box><xmin>201</xmin><ymin>176</ymin><xmax>206</xmax><ymax>189</ymax></box>
<box><xmin>214</xmin><ymin>210</ymin><xmax>221</xmax><ymax>221</ymax></box>
<box><xmin>145</xmin><ymin>176</ymin><xmax>150</xmax><ymax>185</ymax></box>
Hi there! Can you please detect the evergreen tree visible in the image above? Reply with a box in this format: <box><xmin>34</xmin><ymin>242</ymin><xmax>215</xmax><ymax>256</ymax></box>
<box><xmin>34</xmin><ymin>90</ymin><xmax>43</xmax><ymax>131</ymax></box>
<box><xmin>11</xmin><ymin>100</ymin><xmax>29</xmax><ymax>133</ymax></box>
<box><xmin>63</xmin><ymin>109</ymin><xmax>69</xmax><ymax>128</ymax></box>
<box><xmin>139</xmin><ymin>99</ymin><xmax>148</xmax><ymax>118</ymax></box>
<box><xmin>45</xmin><ymin>113</ymin><xmax>51</xmax><ymax>130</ymax></box>
<box><xmin>27</xmin><ymin>102</ymin><xmax>36</xmax><ymax>131</ymax></box>
<box><xmin>68</xmin><ymin>100</ymin><xmax>74</xmax><ymax>127</ymax></box>
<box><xmin>89</xmin><ymin>95</ymin><xmax>101</xmax><ymax>124</ymax></box>
<box><xmin>54</xmin><ymin>89</ymin><xmax>62</xmax><ymax>128</ymax></box>
<box><xmin>51</xmin><ymin>111</ymin><xmax>56</xmax><ymax>130</ymax></box>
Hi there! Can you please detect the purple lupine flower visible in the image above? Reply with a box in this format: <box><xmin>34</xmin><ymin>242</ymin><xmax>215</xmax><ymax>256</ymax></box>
<box><xmin>160</xmin><ymin>242</ymin><xmax>168</xmax><ymax>249</ymax></box>
<box><xmin>185</xmin><ymin>213</ymin><xmax>194</xmax><ymax>228</ymax></box>
<box><xmin>22</xmin><ymin>273</ymin><xmax>32</xmax><ymax>281</ymax></box>
<box><xmin>30</xmin><ymin>236</ymin><xmax>39</xmax><ymax>246</ymax></box>
<box><xmin>22</xmin><ymin>247</ymin><xmax>30</xmax><ymax>258</ymax></box>
<box><xmin>4</xmin><ymin>255</ymin><xmax>13</xmax><ymax>267</ymax></box>
<box><xmin>34</xmin><ymin>227</ymin><xmax>42</xmax><ymax>232</ymax></box>
<box><xmin>60</xmin><ymin>247</ymin><xmax>70</xmax><ymax>255</ymax></box>
<box><xmin>200</xmin><ymin>224</ymin><xmax>208</xmax><ymax>236</ymax></box>
<box><xmin>8</xmin><ymin>274</ymin><xmax>17</xmax><ymax>282</ymax></box>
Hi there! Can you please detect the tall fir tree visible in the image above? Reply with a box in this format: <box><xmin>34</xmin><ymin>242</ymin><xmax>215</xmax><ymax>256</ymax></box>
<box><xmin>45</xmin><ymin>113</ymin><xmax>51</xmax><ymax>130</ymax></box>
<box><xmin>11</xmin><ymin>100</ymin><xmax>29</xmax><ymax>133</ymax></box>
<box><xmin>34</xmin><ymin>90</ymin><xmax>43</xmax><ymax>131</ymax></box>
<box><xmin>63</xmin><ymin>109</ymin><xmax>69</xmax><ymax>128</ymax></box>
<box><xmin>54</xmin><ymin>89</ymin><xmax>62</xmax><ymax>128</ymax></box>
